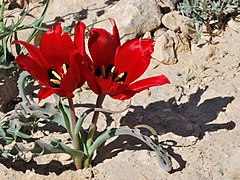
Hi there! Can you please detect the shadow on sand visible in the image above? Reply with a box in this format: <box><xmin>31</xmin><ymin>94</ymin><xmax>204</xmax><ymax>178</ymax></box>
<box><xmin>93</xmin><ymin>87</ymin><xmax>235</xmax><ymax>172</ymax></box>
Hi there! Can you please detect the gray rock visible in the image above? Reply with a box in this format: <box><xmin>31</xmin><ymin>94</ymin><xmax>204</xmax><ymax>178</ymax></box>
<box><xmin>98</xmin><ymin>0</ymin><xmax>163</xmax><ymax>42</ymax></box>
<box><xmin>0</xmin><ymin>72</ymin><xmax>18</xmax><ymax>112</ymax></box>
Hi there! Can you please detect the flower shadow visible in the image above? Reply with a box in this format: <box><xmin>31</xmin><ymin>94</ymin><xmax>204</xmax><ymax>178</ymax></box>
<box><xmin>121</xmin><ymin>87</ymin><xmax>235</xmax><ymax>138</ymax></box>
<box><xmin>93</xmin><ymin>87</ymin><xmax>235</xmax><ymax>172</ymax></box>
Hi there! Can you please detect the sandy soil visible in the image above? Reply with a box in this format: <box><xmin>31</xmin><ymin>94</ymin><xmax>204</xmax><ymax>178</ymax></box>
<box><xmin>1</xmin><ymin>0</ymin><xmax>240</xmax><ymax>179</ymax></box>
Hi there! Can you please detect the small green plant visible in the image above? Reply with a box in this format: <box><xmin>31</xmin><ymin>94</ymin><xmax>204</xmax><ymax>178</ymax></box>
<box><xmin>186</xmin><ymin>73</ymin><xmax>195</xmax><ymax>82</ymax></box>
<box><xmin>200</xmin><ymin>64</ymin><xmax>209</xmax><ymax>71</ymax></box>
<box><xmin>218</xmin><ymin>164</ymin><xmax>224</xmax><ymax>176</ymax></box>
<box><xmin>0</xmin><ymin>0</ymin><xmax>49</xmax><ymax>71</ymax></box>
<box><xmin>0</xmin><ymin>0</ymin><xmax>50</xmax><ymax>111</ymax></box>
<box><xmin>177</xmin><ymin>0</ymin><xmax>240</xmax><ymax>43</ymax></box>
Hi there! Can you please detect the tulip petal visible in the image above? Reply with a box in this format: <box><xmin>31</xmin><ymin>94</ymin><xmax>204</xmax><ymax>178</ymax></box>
<box><xmin>14</xmin><ymin>55</ymin><xmax>49</xmax><ymax>86</ymax></box>
<box><xmin>38</xmin><ymin>87</ymin><xmax>56</xmax><ymax>102</ymax></box>
<box><xmin>109</xmin><ymin>18</ymin><xmax>120</xmax><ymax>47</ymax></box>
<box><xmin>60</xmin><ymin>53</ymin><xmax>84</xmax><ymax>93</ymax></box>
<box><xmin>86</xmin><ymin>77</ymin><xmax>101</xmax><ymax>95</ymax></box>
<box><xmin>112</xmin><ymin>75</ymin><xmax>170</xmax><ymax>100</ymax></box>
<box><xmin>55</xmin><ymin>89</ymin><xmax>73</xmax><ymax>98</ymax></box>
<box><xmin>94</xmin><ymin>77</ymin><xmax>129</xmax><ymax>96</ymax></box>
<box><xmin>69</xmin><ymin>53</ymin><xmax>84</xmax><ymax>86</ymax></box>
<box><xmin>40</xmin><ymin>23</ymin><xmax>75</xmax><ymax>72</ymax></box>
<box><xmin>74</xmin><ymin>21</ymin><xmax>92</xmax><ymax>65</ymax></box>
<box><xmin>75</xmin><ymin>52</ymin><xmax>101</xmax><ymax>94</ymax></box>
<box><xmin>60</xmin><ymin>71</ymin><xmax>78</xmax><ymax>95</ymax></box>
<box><xmin>12</xmin><ymin>40</ymin><xmax>49</xmax><ymax>69</ymax></box>
<box><xmin>88</xmin><ymin>27</ymin><xmax>117</xmax><ymax>68</ymax></box>
<box><xmin>115</xmin><ymin>39</ymin><xmax>154</xmax><ymax>85</ymax></box>
<box><xmin>74</xmin><ymin>21</ymin><xmax>86</xmax><ymax>56</ymax></box>
<box><xmin>81</xmin><ymin>63</ymin><xmax>102</xmax><ymax>95</ymax></box>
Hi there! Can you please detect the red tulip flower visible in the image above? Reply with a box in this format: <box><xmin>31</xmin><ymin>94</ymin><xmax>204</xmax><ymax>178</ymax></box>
<box><xmin>13</xmin><ymin>22</ymin><xmax>87</xmax><ymax>101</ymax></box>
<box><xmin>84</xmin><ymin>19</ymin><xmax>170</xmax><ymax>100</ymax></box>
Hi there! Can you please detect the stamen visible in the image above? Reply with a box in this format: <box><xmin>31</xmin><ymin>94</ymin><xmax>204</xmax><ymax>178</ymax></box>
<box><xmin>114</xmin><ymin>72</ymin><xmax>125</xmax><ymax>82</ymax></box>
<box><xmin>50</xmin><ymin>79</ymin><xmax>61</xmax><ymax>85</ymax></box>
<box><xmin>62</xmin><ymin>63</ymin><xmax>68</xmax><ymax>74</ymax></box>
<box><xmin>52</xmin><ymin>71</ymin><xmax>62</xmax><ymax>80</ymax></box>
<box><xmin>100</xmin><ymin>65</ymin><xmax>106</xmax><ymax>78</ymax></box>
<box><xmin>111</xmin><ymin>66</ymin><xmax>115</xmax><ymax>73</ymax></box>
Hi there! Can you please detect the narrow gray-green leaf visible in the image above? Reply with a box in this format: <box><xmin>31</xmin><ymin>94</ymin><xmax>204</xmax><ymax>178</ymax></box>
<box><xmin>15</xmin><ymin>139</ymin><xmax>85</xmax><ymax>160</ymax></box>
<box><xmin>74</xmin><ymin>110</ymin><xmax>93</xmax><ymax>135</ymax></box>
<box><xmin>135</xmin><ymin>124</ymin><xmax>159</xmax><ymax>145</ymax></box>
<box><xmin>17</xmin><ymin>71</ymin><xmax>30</xmax><ymax>103</ymax></box>
<box><xmin>20</xmin><ymin>0</ymin><xmax>50</xmax><ymax>54</ymax></box>
<box><xmin>89</xmin><ymin>126</ymin><xmax>172</xmax><ymax>172</ymax></box>
<box><xmin>58</xmin><ymin>100</ymin><xmax>72</xmax><ymax>138</ymax></box>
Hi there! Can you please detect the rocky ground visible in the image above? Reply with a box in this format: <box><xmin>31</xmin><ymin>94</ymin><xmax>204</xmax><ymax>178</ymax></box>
<box><xmin>1</xmin><ymin>0</ymin><xmax>240</xmax><ymax>179</ymax></box>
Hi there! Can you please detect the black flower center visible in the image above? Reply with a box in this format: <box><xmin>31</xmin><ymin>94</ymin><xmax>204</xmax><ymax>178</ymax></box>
<box><xmin>48</xmin><ymin>63</ymin><xmax>69</xmax><ymax>87</ymax></box>
<box><xmin>95</xmin><ymin>64</ymin><xmax>127</xmax><ymax>84</ymax></box>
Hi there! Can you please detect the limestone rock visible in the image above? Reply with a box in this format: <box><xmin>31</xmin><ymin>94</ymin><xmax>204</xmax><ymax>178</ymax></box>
<box><xmin>192</xmin><ymin>44</ymin><xmax>217</xmax><ymax>61</ymax></box>
<box><xmin>162</xmin><ymin>11</ymin><xmax>186</xmax><ymax>32</ymax></box>
<box><xmin>228</xmin><ymin>18</ymin><xmax>240</xmax><ymax>33</ymax></box>
<box><xmin>167</xmin><ymin>30</ymin><xmax>191</xmax><ymax>52</ymax></box>
<box><xmin>152</xmin><ymin>32</ymin><xmax>177</xmax><ymax>65</ymax></box>
<box><xmin>162</xmin><ymin>10</ymin><xmax>196</xmax><ymax>40</ymax></box>
<box><xmin>142</xmin><ymin>31</ymin><xmax>152</xmax><ymax>39</ymax></box>
<box><xmin>154</xmin><ymin>27</ymin><xmax>167</xmax><ymax>39</ymax></box>
<box><xmin>98</xmin><ymin>0</ymin><xmax>162</xmax><ymax>42</ymax></box>
<box><xmin>152</xmin><ymin>30</ymin><xmax>191</xmax><ymax>65</ymax></box>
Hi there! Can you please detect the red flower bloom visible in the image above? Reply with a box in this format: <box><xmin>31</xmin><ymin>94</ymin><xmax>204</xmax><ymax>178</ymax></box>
<box><xmin>84</xmin><ymin>19</ymin><xmax>170</xmax><ymax>100</ymax></box>
<box><xmin>13</xmin><ymin>22</ymin><xmax>87</xmax><ymax>101</ymax></box>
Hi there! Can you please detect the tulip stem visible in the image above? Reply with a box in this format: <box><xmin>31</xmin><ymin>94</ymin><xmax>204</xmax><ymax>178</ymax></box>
<box><xmin>86</xmin><ymin>94</ymin><xmax>106</xmax><ymax>150</ymax></box>
<box><xmin>84</xmin><ymin>94</ymin><xmax>106</xmax><ymax>168</ymax></box>
<box><xmin>67</xmin><ymin>97</ymin><xmax>82</xmax><ymax>169</ymax></box>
